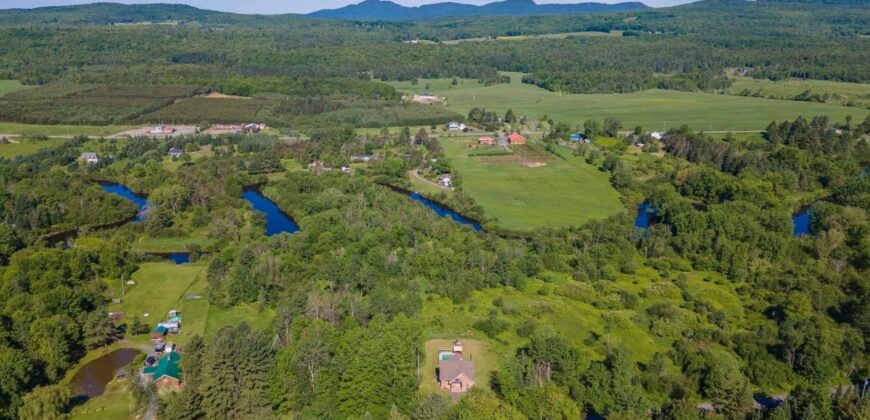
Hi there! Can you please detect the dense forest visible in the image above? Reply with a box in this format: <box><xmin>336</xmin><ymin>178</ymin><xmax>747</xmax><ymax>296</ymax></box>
<box><xmin>0</xmin><ymin>0</ymin><xmax>869</xmax><ymax>419</ymax></box>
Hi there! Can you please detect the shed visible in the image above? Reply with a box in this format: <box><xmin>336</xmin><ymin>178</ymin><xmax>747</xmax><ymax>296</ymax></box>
<box><xmin>507</xmin><ymin>133</ymin><xmax>526</xmax><ymax>145</ymax></box>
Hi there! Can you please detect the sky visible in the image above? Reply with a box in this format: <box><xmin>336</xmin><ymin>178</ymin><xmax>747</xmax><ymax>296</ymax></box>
<box><xmin>0</xmin><ymin>0</ymin><xmax>696</xmax><ymax>15</ymax></box>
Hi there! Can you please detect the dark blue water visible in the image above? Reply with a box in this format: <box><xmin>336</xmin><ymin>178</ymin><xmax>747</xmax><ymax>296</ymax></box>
<box><xmin>151</xmin><ymin>253</ymin><xmax>190</xmax><ymax>264</ymax></box>
<box><xmin>408</xmin><ymin>192</ymin><xmax>482</xmax><ymax>231</ymax></box>
<box><xmin>635</xmin><ymin>203</ymin><xmax>659</xmax><ymax>229</ymax></box>
<box><xmin>242</xmin><ymin>189</ymin><xmax>300</xmax><ymax>236</ymax></box>
<box><xmin>793</xmin><ymin>208</ymin><xmax>812</xmax><ymax>236</ymax></box>
<box><xmin>99</xmin><ymin>182</ymin><xmax>149</xmax><ymax>222</ymax></box>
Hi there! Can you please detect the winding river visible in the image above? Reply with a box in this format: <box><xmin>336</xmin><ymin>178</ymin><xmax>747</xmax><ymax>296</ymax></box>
<box><xmin>242</xmin><ymin>188</ymin><xmax>300</xmax><ymax>235</ymax></box>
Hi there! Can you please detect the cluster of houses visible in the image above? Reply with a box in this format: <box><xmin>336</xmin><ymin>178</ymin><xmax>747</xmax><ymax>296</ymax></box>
<box><xmin>476</xmin><ymin>132</ymin><xmax>526</xmax><ymax>146</ymax></box>
<box><xmin>142</xmin><ymin>309</ymin><xmax>184</xmax><ymax>390</ymax></box>
<box><xmin>438</xmin><ymin>340</ymin><xmax>475</xmax><ymax>393</ymax></box>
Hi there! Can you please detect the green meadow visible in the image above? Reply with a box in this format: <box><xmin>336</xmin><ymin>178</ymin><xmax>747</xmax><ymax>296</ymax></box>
<box><xmin>0</xmin><ymin>80</ymin><xmax>30</xmax><ymax>96</ymax></box>
<box><xmin>727</xmin><ymin>76</ymin><xmax>870</xmax><ymax>108</ymax></box>
<box><xmin>441</xmin><ymin>137</ymin><xmax>623</xmax><ymax>231</ymax></box>
<box><xmin>391</xmin><ymin>73</ymin><xmax>868</xmax><ymax>132</ymax></box>
<box><xmin>0</xmin><ymin>122</ymin><xmax>133</xmax><ymax>137</ymax></box>
<box><xmin>0</xmin><ymin>138</ymin><xmax>66</xmax><ymax>158</ymax></box>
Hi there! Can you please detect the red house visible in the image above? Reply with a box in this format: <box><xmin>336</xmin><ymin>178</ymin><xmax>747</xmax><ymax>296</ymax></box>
<box><xmin>507</xmin><ymin>133</ymin><xmax>526</xmax><ymax>145</ymax></box>
<box><xmin>438</xmin><ymin>340</ymin><xmax>475</xmax><ymax>393</ymax></box>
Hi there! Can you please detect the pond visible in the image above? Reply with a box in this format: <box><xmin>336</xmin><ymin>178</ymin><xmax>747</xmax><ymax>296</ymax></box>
<box><xmin>149</xmin><ymin>252</ymin><xmax>190</xmax><ymax>264</ymax></box>
<box><xmin>99</xmin><ymin>182</ymin><xmax>150</xmax><ymax>222</ymax></box>
<box><xmin>69</xmin><ymin>348</ymin><xmax>140</xmax><ymax>400</ymax></box>
<box><xmin>407</xmin><ymin>192</ymin><xmax>482</xmax><ymax>231</ymax></box>
<box><xmin>635</xmin><ymin>203</ymin><xmax>659</xmax><ymax>229</ymax></box>
<box><xmin>242</xmin><ymin>188</ymin><xmax>300</xmax><ymax>236</ymax></box>
<box><xmin>793</xmin><ymin>207</ymin><xmax>812</xmax><ymax>236</ymax></box>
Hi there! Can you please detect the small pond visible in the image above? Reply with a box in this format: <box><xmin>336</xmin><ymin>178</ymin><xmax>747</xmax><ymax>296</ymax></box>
<box><xmin>243</xmin><ymin>188</ymin><xmax>300</xmax><ymax>236</ymax></box>
<box><xmin>69</xmin><ymin>348</ymin><xmax>140</xmax><ymax>400</ymax></box>
<box><xmin>634</xmin><ymin>203</ymin><xmax>659</xmax><ymax>229</ymax></box>
<box><xmin>149</xmin><ymin>252</ymin><xmax>190</xmax><ymax>264</ymax></box>
<box><xmin>407</xmin><ymin>192</ymin><xmax>482</xmax><ymax>231</ymax></box>
<box><xmin>99</xmin><ymin>182</ymin><xmax>150</xmax><ymax>222</ymax></box>
<box><xmin>793</xmin><ymin>207</ymin><xmax>812</xmax><ymax>236</ymax></box>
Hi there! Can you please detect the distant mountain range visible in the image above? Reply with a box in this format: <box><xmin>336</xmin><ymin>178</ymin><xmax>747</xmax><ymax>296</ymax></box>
<box><xmin>309</xmin><ymin>0</ymin><xmax>650</xmax><ymax>20</ymax></box>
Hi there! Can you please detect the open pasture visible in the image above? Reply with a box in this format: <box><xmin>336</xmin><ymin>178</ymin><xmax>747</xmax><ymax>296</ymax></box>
<box><xmin>0</xmin><ymin>80</ymin><xmax>30</xmax><ymax>96</ymax></box>
<box><xmin>0</xmin><ymin>138</ymin><xmax>66</xmax><ymax>158</ymax></box>
<box><xmin>442</xmin><ymin>137</ymin><xmax>622</xmax><ymax>231</ymax></box>
<box><xmin>391</xmin><ymin>73</ymin><xmax>868</xmax><ymax>132</ymax></box>
<box><xmin>727</xmin><ymin>76</ymin><xmax>870</xmax><ymax>108</ymax></box>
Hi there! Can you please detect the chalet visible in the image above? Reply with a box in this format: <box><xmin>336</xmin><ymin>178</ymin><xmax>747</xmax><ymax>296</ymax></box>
<box><xmin>438</xmin><ymin>340</ymin><xmax>475</xmax><ymax>393</ymax></box>
<box><xmin>478</xmin><ymin>136</ymin><xmax>495</xmax><ymax>145</ymax></box>
<box><xmin>80</xmin><ymin>152</ymin><xmax>100</xmax><ymax>164</ymax></box>
<box><xmin>152</xmin><ymin>325</ymin><xmax>169</xmax><ymax>341</ymax></box>
<box><xmin>507</xmin><ymin>133</ymin><xmax>526</xmax><ymax>145</ymax></box>
<box><xmin>448</xmin><ymin>122</ymin><xmax>467</xmax><ymax>131</ymax></box>
<box><xmin>167</xmin><ymin>148</ymin><xmax>184</xmax><ymax>158</ymax></box>
<box><xmin>142</xmin><ymin>351</ymin><xmax>182</xmax><ymax>391</ymax></box>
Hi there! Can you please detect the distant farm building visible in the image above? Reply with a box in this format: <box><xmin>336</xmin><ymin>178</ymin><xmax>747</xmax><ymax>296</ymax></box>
<box><xmin>650</xmin><ymin>132</ymin><xmax>663</xmax><ymax>140</ymax></box>
<box><xmin>438</xmin><ymin>340</ymin><xmax>475</xmax><ymax>393</ymax></box>
<box><xmin>438</xmin><ymin>174</ymin><xmax>453</xmax><ymax>188</ymax></box>
<box><xmin>142</xmin><ymin>351</ymin><xmax>182</xmax><ymax>391</ymax></box>
<box><xmin>149</xmin><ymin>125</ymin><xmax>176</xmax><ymax>135</ymax></box>
<box><xmin>570</xmin><ymin>133</ymin><xmax>590</xmax><ymax>143</ymax></box>
<box><xmin>242</xmin><ymin>123</ymin><xmax>262</xmax><ymax>133</ymax></box>
<box><xmin>167</xmin><ymin>148</ymin><xmax>184</xmax><ymax>158</ymax></box>
<box><xmin>507</xmin><ymin>133</ymin><xmax>526</xmax><ymax>145</ymax></box>
<box><xmin>478</xmin><ymin>136</ymin><xmax>495</xmax><ymax>145</ymax></box>
<box><xmin>409</xmin><ymin>94</ymin><xmax>446</xmax><ymax>105</ymax></box>
<box><xmin>351</xmin><ymin>154</ymin><xmax>373</xmax><ymax>163</ymax></box>
<box><xmin>80</xmin><ymin>152</ymin><xmax>100</xmax><ymax>164</ymax></box>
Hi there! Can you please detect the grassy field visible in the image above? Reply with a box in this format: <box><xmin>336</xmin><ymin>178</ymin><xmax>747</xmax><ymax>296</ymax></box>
<box><xmin>0</xmin><ymin>122</ymin><xmax>134</xmax><ymax>137</ymax></box>
<box><xmin>109</xmin><ymin>261</ymin><xmax>208</xmax><ymax>345</ymax></box>
<box><xmin>441</xmin><ymin>137</ymin><xmax>622</xmax><ymax>231</ymax></box>
<box><xmin>439</xmin><ymin>31</ymin><xmax>621</xmax><ymax>44</ymax></box>
<box><xmin>727</xmin><ymin>77</ymin><xmax>870</xmax><ymax>108</ymax></box>
<box><xmin>391</xmin><ymin>73</ymin><xmax>869</xmax><ymax>132</ymax></box>
<box><xmin>69</xmin><ymin>380</ymin><xmax>134</xmax><ymax>420</ymax></box>
<box><xmin>0</xmin><ymin>80</ymin><xmax>31</xmax><ymax>96</ymax></box>
<box><xmin>418</xmin><ymin>263</ymin><xmax>783</xmax><ymax>391</ymax></box>
<box><xmin>0</xmin><ymin>138</ymin><xmax>66</xmax><ymax>158</ymax></box>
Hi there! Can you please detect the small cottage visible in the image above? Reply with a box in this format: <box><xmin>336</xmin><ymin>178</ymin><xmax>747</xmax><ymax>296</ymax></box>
<box><xmin>80</xmin><ymin>152</ymin><xmax>99</xmax><ymax>164</ymax></box>
<box><xmin>448</xmin><ymin>122</ymin><xmax>467</xmax><ymax>131</ymax></box>
<box><xmin>142</xmin><ymin>351</ymin><xmax>183</xmax><ymax>391</ymax></box>
<box><xmin>167</xmin><ymin>148</ymin><xmax>184</xmax><ymax>158</ymax></box>
<box><xmin>438</xmin><ymin>340</ymin><xmax>475</xmax><ymax>393</ymax></box>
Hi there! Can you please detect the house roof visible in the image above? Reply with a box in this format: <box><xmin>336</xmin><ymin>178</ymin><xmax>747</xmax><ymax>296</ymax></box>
<box><xmin>81</xmin><ymin>152</ymin><xmax>98</xmax><ymax>159</ymax></box>
<box><xmin>154</xmin><ymin>325</ymin><xmax>169</xmax><ymax>335</ymax></box>
<box><xmin>168</xmin><ymin>147</ymin><xmax>183</xmax><ymax>154</ymax></box>
<box><xmin>143</xmin><ymin>352</ymin><xmax>182</xmax><ymax>381</ymax></box>
<box><xmin>508</xmin><ymin>133</ymin><xmax>525</xmax><ymax>142</ymax></box>
<box><xmin>479</xmin><ymin>136</ymin><xmax>495</xmax><ymax>142</ymax></box>
<box><xmin>439</xmin><ymin>355</ymin><xmax>475</xmax><ymax>382</ymax></box>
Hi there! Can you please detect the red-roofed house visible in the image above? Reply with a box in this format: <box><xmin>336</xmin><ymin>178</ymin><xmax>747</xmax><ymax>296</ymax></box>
<box><xmin>508</xmin><ymin>133</ymin><xmax>526</xmax><ymax>145</ymax></box>
<box><xmin>478</xmin><ymin>136</ymin><xmax>495</xmax><ymax>145</ymax></box>
<box><xmin>438</xmin><ymin>340</ymin><xmax>475</xmax><ymax>393</ymax></box>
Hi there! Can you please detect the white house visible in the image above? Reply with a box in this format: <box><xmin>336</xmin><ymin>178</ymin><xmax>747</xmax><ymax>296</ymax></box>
<box><xmin>80</xmin><ymin>152</ymin><xmax>99</xmax><ymax>164</ymax></box>
<box><xmin>650</xmin><ymin>132</ymin><xmax>663</xmax><ymax>140</ymax></box>
<box><xmin>448</xmin><ymin>122</ymin><xmax>467</xmax><ymax>131</ymax></box>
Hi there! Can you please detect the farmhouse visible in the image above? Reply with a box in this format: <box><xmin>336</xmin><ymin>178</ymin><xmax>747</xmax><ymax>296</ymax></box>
<box><xmin>80</xmin><ymin>152</ymin><xmax>99</xmax><ymax>164</ymax></box>
<box><xmin>152</xmin><ymin>325</ymin><xmax>169</xmax><ymax>341</ymax></box>
<box><xmin>448</xmin><ymin>122</ymin><xmax>467</xmax><ymax>131</ymax></box>
<box><xmin>478</xmin><ymin>136</ymin><xmax>495</xmax><ymax>145</ymax></box>
<box><xmin>351</xmin><ymin>154</ymin><xmax>372</xmax><ymax>163</ymax></box>
<box><xmin>508</xmin><ymin>133</ymin><xmax>526</xmax><ymax>145</ymax></box>
<box><xmin>167</xmin><ymin>147</ymin><xmax>184</xmax><ymax>158</ymax></box>
<box><xmin>438</xmin><ymin>340</ymin><xmax>475</xmax><ymax>393</ymax></box>
<box><xmin>242</xmin><ymin>123</ymin><xmax>261</xmax><ymax>133</ymax></box>
<box><xmin>142</xmin><ymin>351</ymin><xmax>183</xmax><ymax>391</ymax></box>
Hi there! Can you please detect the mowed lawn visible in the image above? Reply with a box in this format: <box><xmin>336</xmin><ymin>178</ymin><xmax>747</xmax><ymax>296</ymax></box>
<box><xmin>0</xmin><ymin>138</ymin><xmax>66</xmax><ymax>158</ymax></box>
<box><xmin>0</xmin><ymin>121</ymin><xmax>134</xmax><ymax>137</ymax></box>
<box><xmin>391</xmin><ymin>73</ymin><xmax>868</xmax><ymax>132</ymax></box>
<box><xmin>441</xmin><ymin>137</ymin><xmax>623</xmax><ymax>231</ymax></box>
<box><xmin>420</xmin><ymin>339</ymin><xmax>496</xmax><ymax>396</ymax></box>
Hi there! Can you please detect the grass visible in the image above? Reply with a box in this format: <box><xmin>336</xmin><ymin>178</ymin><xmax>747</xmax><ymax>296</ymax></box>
<box><xmin>439</xmin><ymin>31</ymin><xmax>621</xmax><ymax>45</ymax></box>
<box><xmin>204</xmin><ymin>304</ymin><xmax>276</xmax><ymax>341</ymax></box>
<box><xmin>109</xmin><ymin>261</ymin><xmax>208</xmax><ymax>345</ymax></box>
<box><xmin>420</xmin><ymin>339</ymin><xmax>496</xmax><ymax>396</ymax></box>
<box><xmin>0</xmin><ymin>80</ymin><xmax>31</xmax><ymax>96</ymax></box>
<box><xmin>390</xmin><ymin>73</ymin><xmax>869</xmax><ymax>132</ymax></box>
<box><xmin>69</xmin><ymin>380</ymin><xmax>134</xmax><ymax>420</ymax></box>
<box><xmin>0</xmin><ymin>138</ymin><xmax>66</xmax><ymax>157</ymax></box>
<box><xmin>441</xmin><ymin>137</ymin><xmax>623</xmax><ymax>231</ymax></box>
<box><xmin>727</xmin><ymin>76</ymin><xmax>870</xmax><ymax>108</ymax></box>
<box><xmin>0</xmin><ymin>122</ymin><xmax>133</xmax><ymax>137</ymax></box>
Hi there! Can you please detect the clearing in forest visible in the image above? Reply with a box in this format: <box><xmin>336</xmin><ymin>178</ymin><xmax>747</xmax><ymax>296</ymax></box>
<box><xmin>442</xmin><ymin>138</ymin><xmax>622</xmax><ymax>231</ymax></box>
<box><xmin>390</xmin><ymin>73</ymin><xmax>868</xmax><ymax>132</ymax></box>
